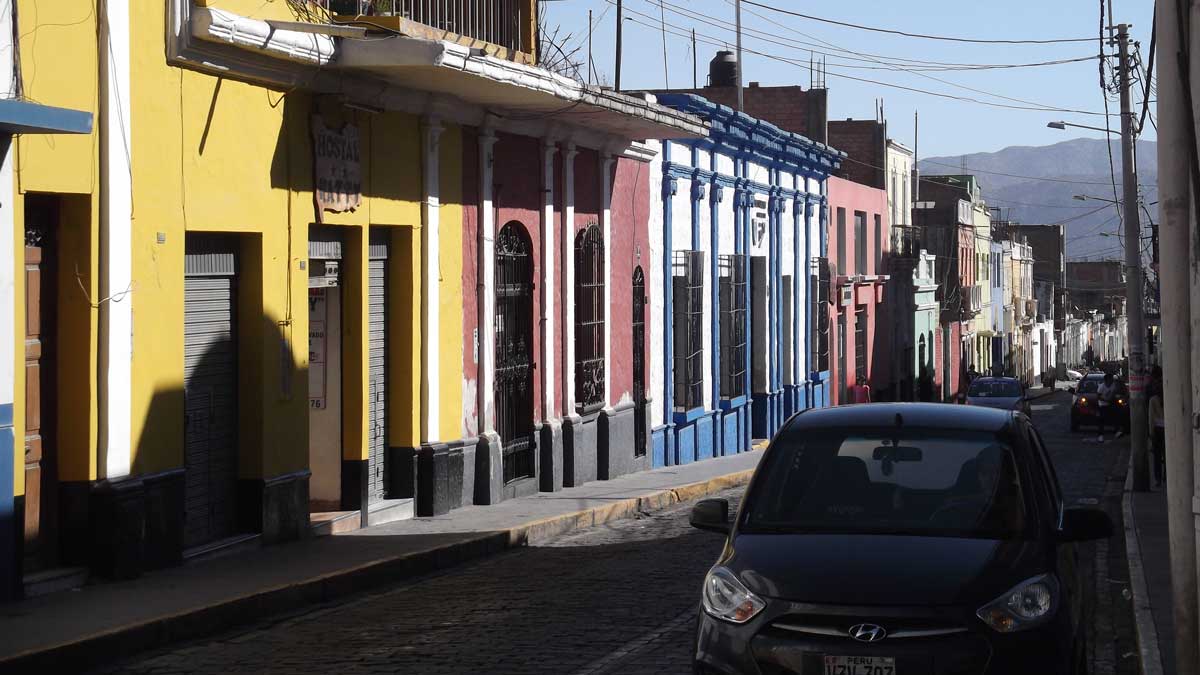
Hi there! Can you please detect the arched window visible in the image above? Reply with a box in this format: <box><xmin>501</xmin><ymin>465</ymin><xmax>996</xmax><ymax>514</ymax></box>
<box><xmin>495</xmin><ymin>221</ymin><xmax>535</xmax><ymax>483</ymax></box>
<box><xmin>575</xmin><ymin>224</ymin><xmax>605</xmax><ymax>412</ymax></box>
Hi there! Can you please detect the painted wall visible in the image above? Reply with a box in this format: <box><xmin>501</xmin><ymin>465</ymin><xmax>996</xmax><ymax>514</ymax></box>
<box><xmin>461</xmin><ymin>131</ymin><xmax>480</xmax><ymax>437</ymax></box>
<box><xmin>12</xmin><ymin>0</ymin><xmax>102</xmax><ymax>500</ymax></box>
<box><xmin>127</xmin><ymin>0</ymin><xmax>471</xmax><ymax>485</ymax></box>
<box><xmin>493</xmin><ymin>132</ymin><xmax>544</xmax><ymax>419</ymax></box>
<box><xmin>826</xmin><ymin>177</ymin><xmax>888</xmax><ymax>401</ymax></box>
<box><xmin>610</xmin><ymin>155</ymin><xmax>650</xmax><ymax>407</ymax></box>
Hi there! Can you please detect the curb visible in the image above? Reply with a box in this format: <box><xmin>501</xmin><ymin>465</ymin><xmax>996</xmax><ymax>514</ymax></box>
<box><xmin>1123</xmin><ymin>449</ymin><xmax>1165</xmax><ymax>675</ymax></box>
<box><xmin>0</xmin><ymin>454</ymin><xmax>762</xmax><ymax>671</ymax></box>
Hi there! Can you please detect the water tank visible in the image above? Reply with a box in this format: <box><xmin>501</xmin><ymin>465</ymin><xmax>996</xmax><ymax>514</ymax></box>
<box><xmin>708</xmin><ymin>51</ymin><xmax>738</xmax><ymax>88</ymax></box>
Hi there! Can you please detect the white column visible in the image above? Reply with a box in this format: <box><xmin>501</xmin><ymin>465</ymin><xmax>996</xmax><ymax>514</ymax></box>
<box><xmin>420</xmin><ymin>117</ymin><xmax>443</xmax><ymax>442</ymax></box>
<box><xmin>478</xmin><ymin>130</ymin><xmax>498</xmax><ymax>433</ymax></box>
<box><xmin>0</xmin><ymin>139</ymin><xmax>12</xmax><ymax>416</ymax></box>
<box><xmin>540</xmin><ymin>141</ymin><xmax>557</xmax><ymax>420</ymax></box>
<box><xmin>99</xmin><ymin>0</ymin><xmax>132</xmax><ymax>479</ymax></box>
<box><xmin>600</xmin><ymin>153</ymin><xmax>614</xmax><ymax>407</ymax></box>
<box><xmin>561</xmin><ymin>143</ymin><xmax>578</xmax><ymax>413</ymax></box>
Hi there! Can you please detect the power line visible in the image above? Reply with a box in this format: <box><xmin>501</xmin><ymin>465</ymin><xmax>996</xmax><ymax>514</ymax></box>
<box><xmin>619</xmin><ymin>8</ymin><xmax>1114</xmax><ymax>117</ymax></box>
<box><xmin>634</xmin><ymin>0</ymin><xmax>1110</xmax><ymax>116</ymax></box>
<box><xmin>738</xmin><ymin>0</ymin><xmax>1095</xmax><ymax>45</ymax></box>
<box><xmin>919</xmin><ymin>158</ymin><xmax>1144</xmax><ymax>186</ymax></box>
<box><xmin>672</xmin><ymin>0</ymin><xmax>1099</xmax><ymax>72</ymax></box>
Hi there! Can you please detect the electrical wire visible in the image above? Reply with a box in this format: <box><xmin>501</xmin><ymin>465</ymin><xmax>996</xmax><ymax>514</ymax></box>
<box><xmin>630</xmin><ymin>0</ymin><xmax>1110</xmax><ymax>116</ymax></box>
<box><xmin>618</xmin><ymin>8</ymin><xmax>1115</xmax><ymax>117</ymax></box>
<box><xmin>737</xmin><ymin>0</ymin><xmax>1095</xmax><ymax>45</ymax></box>
<box><xmin>1098</xmin><ymin>0</ymin><xmax>1122</xmax><ymax>228</ymax></box>
<box><xmin>1136</xmin><ymin>17</ymin><xmax>1156</xmax><ymax>135</ymax></box>
<box><xmin>675</xmin><ymin>0</ymin><xmax>1099</xmax><ymax>72</ymax></box>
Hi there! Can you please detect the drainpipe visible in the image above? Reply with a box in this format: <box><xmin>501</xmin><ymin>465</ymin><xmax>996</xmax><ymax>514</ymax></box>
<box><xmin>1155</xmin><ymin>1</ymin><xmax>1199</xmax><ymax>671</ymax></box>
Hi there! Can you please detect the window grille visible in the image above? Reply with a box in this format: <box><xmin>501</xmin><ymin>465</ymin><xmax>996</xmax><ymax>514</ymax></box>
<box><xmin>809</xmin><ymin>257</ymin><xmax>830</xmax><ymax>374</ymax></box>
<box><xmin>719</xmin><ymin>254</ymin><xmax>747</xmax><ymax>398</ymax></box>
<box><xmin>673</xmin><ymin>250</ymin><xmax>705</xmax><ymax>412</ymax></box>
<box><xmin>855</xmin><ymin>306</ymin><xmax>868</xmax><ymax>383</ymax></box>
<box><xmin>855</xmin><ymin>211</ymin><xmax>868</xmax><ymax>275</ymax></box>
<box><xmin>575</xmin><ymin>224</ymin><xmax>605</xmax><ymax>412</ymax></box>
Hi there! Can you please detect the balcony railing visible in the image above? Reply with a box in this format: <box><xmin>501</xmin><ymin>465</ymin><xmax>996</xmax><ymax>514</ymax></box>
<box><xmin>324</xmin><ymin>0</ymin><xmax>527</xmax><ymax>56</ymax></box>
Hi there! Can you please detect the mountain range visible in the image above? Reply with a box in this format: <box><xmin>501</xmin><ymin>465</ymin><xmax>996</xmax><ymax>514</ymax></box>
<box><xmin>917</xmin><ymin>137</ymin><xmax>1158</xmax><ymax>259</ymax></box>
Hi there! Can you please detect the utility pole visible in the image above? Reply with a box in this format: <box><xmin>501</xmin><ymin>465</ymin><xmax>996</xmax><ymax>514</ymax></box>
<box><xmin>614</xmin><ymin>0</ymin><xmax>623</xmax><ymax>91</ymax></box>
<box><xmin>587</xmin><ymin>9</ymin><xmax>593</xmax><ymax>86</ymax></box>
<box><xmin>735</xmin><ymin>0</ymin><xmax>743</xmax><ymax>110</ymax></box>
<box><xmin>1115</xmin><ymin>23</ymin><xmax>1150</xmax><ymax>491</ymax></box>
<box><xmin>1154</xmin><ymin>0</ymin><xmax>1199</xmax><ymax>670</ymax></box>
<box><xmin>692</xmin><ymin>28</ymin><xmax>697</xmax><ymax>89</ymax></box>
<box><xmin>658</xmin><ymin>0</ymin><xmax>669</xmax><ymax>88</ymax></box>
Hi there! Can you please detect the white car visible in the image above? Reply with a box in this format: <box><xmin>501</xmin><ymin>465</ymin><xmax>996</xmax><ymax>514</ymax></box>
<box><xmin>1066</xmin><ymin>369</ymin><xmax>1084</xmax><ymax>382</ymax></box>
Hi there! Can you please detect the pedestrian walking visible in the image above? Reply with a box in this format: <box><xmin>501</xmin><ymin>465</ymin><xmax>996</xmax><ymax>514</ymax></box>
<box><xmin>918</xmin><ymin>366</ymin><xmax>934</xmax><ymax>403</ymax></box>
<box><xmin>1096</xmin><ymin>372</ymin><xmax>1122</xmax><ymax>443</ymax></box>
<box><xmin>1149</xmin><ymin>367</ymin><xmax>1166</xmax><ymax>487</ymax></box>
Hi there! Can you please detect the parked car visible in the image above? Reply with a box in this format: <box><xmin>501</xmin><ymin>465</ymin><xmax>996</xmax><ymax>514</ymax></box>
<box><xmin>965</xmin><ymin>377</ymin><xmax>1031</xmax><ymax>417</ymax></box>
<box><xmin>1068</xmin><ymin>373</ymin><xmax>1129</xmax><ymax>432</ymax></box>
<box><xmin>690</xmin><ymin>403</ymin><xmax>1112</xmax><ymax>675</ymax></box>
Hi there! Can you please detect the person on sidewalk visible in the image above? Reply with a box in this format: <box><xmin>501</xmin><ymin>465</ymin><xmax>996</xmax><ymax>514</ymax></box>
<box><xmin>1149</xmin><ymin>367</ymin><xmax>1166</xmax><ymax>487</ymax></box>
<box><xmin>850</xmin><ymin>377</ymin><xmax>872</xmax><ymax>404</ymax></box>
<box><xmin>1096</xmin><ymin>372</ymin><xmax>1122</xmax><ymax>443</ymax></box>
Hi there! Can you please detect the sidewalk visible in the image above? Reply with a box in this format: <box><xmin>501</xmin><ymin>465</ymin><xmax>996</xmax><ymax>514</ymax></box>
<box><xmin>0</xmin><ymin>448</ymin><xmax>764</xmax><ymax>671</ymax></box>
<box><xmin>1127</xmin><ymin>477</ymin><xmax>1175</xmax><ymax>675</ymax></box>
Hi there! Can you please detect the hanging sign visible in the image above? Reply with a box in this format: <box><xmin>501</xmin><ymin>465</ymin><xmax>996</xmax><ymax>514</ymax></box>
<box><xmin>312</xmin><ymin>116</ymin><xmax>362</xmax><ymax>220</ymax></box>
<box><xmin>309</xmin><ymin>288</ymin><xmax>328</xmax><ymax>409</ymax></box>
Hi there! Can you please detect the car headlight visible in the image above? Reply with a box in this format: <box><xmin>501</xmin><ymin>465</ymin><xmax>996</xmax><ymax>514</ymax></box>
<box><xmin>976</xmin><ymin>574</ymin><xmax>1059</xmax><ymax>633</ymax></box>
<box><xmin>701</xmin><ymin>566</ymin><xmax>766</xmax><ymax>624</ymax></box>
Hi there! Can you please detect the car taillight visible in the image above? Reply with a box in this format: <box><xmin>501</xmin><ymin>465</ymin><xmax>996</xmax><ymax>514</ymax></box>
<box><xmin>1118</xmin><ymin>398</ymin><xmax>1126</xmax><ymax>405</ymax></box>
<box><xmin>1079</xmin><ymin>397</ymin><xmax>1088</xmax><ymax>405</ymax></box>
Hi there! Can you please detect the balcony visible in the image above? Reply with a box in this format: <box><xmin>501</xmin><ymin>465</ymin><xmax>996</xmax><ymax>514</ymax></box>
<box><xmin>324</xmin><ymin>0</ymin><xmax>534</xmax><ymax>63</ymax></box>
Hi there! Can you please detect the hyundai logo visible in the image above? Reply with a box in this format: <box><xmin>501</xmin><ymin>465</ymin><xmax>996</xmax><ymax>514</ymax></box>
<box><xmin>848</xmin><ymin>623</ymin><xmax>888</xmax><ymax>643</ymax></box>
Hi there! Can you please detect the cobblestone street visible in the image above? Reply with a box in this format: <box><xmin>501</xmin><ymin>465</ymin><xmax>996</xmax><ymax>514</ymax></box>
<box><xmin>99</xmin><ymin>393</ymin><xmax>1138</xmax><ymax>674</ymax></box>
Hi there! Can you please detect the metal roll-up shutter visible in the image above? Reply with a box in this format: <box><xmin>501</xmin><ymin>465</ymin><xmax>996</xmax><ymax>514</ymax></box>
<box><xmin>367</xmin><ymin>233</ymin><xmax>388</xmax><ymax>502</ymax></box>
<box><xmin>183</xmin><ymin>237</ymin><xmax>239</xmax><ymax>549</ymax></box>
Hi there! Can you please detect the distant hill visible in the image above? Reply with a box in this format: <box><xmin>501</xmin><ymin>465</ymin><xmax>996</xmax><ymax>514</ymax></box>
<box><xmin>917</xmin><ymin>138</ymin><xmax>1158</xmax><ymax>259</ymax></box>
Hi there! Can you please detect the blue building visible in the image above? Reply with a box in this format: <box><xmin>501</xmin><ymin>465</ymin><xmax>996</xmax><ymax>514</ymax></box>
<box><xmin>645</xmin><ymin>94</ymin><xmax>843</xmax><ymax>467</ymax></box>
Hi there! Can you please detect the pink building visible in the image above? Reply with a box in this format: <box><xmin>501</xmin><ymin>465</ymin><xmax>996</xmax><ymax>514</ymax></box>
<box><xmin>826</xmin><ymin>177</ymin><xmax>890</xmax><ymax>405</ymax></box>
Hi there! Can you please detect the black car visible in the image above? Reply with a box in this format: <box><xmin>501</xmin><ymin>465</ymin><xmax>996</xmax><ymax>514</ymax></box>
<box><xmin>1069</xmin><ymin>373</ymin><xmax>1129</xmax><ymax>432</ymax></box>
<box><xmin>690</xmin><ymin>403</ymin><xmax>1112</xmax><ymax>675</ymax></box>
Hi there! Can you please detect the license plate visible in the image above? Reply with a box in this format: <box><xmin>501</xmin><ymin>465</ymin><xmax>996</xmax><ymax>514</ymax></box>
<box><xmin>823</xmin><ymin>655</ymin><xmax>896</xmax><ymax>675</ymax></box>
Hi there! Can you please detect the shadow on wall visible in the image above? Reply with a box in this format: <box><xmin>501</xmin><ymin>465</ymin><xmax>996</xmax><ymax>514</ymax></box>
<box><xmin>93</xmin><ymin>283</ymin><xmax>310</xmax><ymax>582</ymax></box>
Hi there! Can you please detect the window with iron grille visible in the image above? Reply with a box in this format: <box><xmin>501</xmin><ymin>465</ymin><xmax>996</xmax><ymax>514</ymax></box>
<box><xmin>575</xmin><ymin>224</ymin><xmax>605</xmax><ymax>413</ymax></box>
<box><xmin>855</xmin><ymin>211</ymin><xmax>868</xmax><ymax>275</ymax></box>
<box><xmin>836</xmin><ymin>208</ymin><xmax>847</xmax><ymax>275</ymax></box>
<box><xmin>810</xmin><ymin>257</ymin><xmax>830</xmax><ymax>374</ymax></box>
<box><xmin>855</xmin><ymin>306</ymin><xmax>868</xmax><ymax>383</ymax></box>
<box><xmin>673</xmin><ymin>250</ymin><xmax>705</xmax><ymax>412</ymax></box>
<box><xmin>719</xmin><ymin>254</ymin><xmax>747</xmax><ymax>398</ymax></box>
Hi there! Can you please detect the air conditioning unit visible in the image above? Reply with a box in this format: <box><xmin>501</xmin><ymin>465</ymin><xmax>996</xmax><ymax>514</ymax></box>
<box><xmin>840</xmin><ymin>286</ymin><xmax>854</xmax><ymax>307</ymax></box>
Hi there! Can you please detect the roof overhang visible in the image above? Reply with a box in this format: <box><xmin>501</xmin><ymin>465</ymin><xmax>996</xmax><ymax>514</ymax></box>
<box><xmin>191</xmin><ymin>6</ymin><xmax>706</xmax><ymax>142</ymax></box>
<box><xmin>0</xmin><ymin>99</ymin><xmax>92</xmax><ymax>135</ymax></box>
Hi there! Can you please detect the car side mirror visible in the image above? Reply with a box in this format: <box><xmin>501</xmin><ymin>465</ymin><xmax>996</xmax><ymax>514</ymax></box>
<box><xmin>1059</xmin><ymin>507</ymin><xmax>1114</xmax><ymax>542</ymax></box>
<box><xmin>690</xmin><ymin>498</ymin><xmax>731</xmax><ymax>534</ymax></box>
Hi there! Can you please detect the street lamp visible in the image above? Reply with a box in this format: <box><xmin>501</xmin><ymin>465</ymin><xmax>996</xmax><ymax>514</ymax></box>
<box><xmin>1073</xmin><ymin>194</ymin><xmax>1122</xmax><ymax>204</ymax></box>
<box><xmin>1048</xmin><ymin>120</ymin><xmax>1113</xmax><ymax>133</ymax></box>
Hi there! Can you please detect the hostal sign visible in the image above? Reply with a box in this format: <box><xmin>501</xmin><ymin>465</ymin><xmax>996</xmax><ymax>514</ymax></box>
<box><xmin>312</xmin><ymin>115</ymin><xmax>362</xmax><ymax>220</ymax></box>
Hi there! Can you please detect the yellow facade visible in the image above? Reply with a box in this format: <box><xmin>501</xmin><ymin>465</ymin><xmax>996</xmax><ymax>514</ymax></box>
<box><xmin>11</xmin><ymin>0</ymin><xmax>467</xmax><ymax>505</ymax></box>
<box><xmin>12</xmin><ymin>0</ymin><xmax>102</xmax><ymax>499</ymax></box>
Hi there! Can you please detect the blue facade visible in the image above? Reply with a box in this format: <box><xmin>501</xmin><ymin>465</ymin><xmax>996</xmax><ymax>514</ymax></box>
<box><xmin>652</xmin><ymin>94</ymin><xmax>842</xmax><ymax>466</ymax></box>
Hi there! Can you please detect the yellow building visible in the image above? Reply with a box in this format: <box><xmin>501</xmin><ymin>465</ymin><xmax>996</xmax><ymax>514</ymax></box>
<box><xmin>9</xmin><ymin>0</ymin><xmax>702</xmax><ymax>587</ymax></box>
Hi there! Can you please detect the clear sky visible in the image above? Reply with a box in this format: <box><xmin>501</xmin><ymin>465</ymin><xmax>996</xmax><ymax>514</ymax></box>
<box><xmin>541</xmin><ymin>0</ymin><xmax>1156</xmax><ymax>158</ymax></box>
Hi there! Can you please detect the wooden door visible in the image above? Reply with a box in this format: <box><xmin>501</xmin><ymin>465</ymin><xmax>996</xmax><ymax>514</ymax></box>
<box><xmin>23</xmin><ymin>212</ymin><xmax>57</xmax><ymax>570</ymax></box>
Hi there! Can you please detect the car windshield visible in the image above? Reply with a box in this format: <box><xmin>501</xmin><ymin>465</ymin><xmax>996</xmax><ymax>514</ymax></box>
<box><xmin>968</xmin><ymin>380</ymin><xmax>1022</xmax><ymax>398</ymax></box>
<box><xmin>743</xmin><ymin>427</ymin><xmax>1027</xmax><ymax>539</ymax></box>
<box><xmin>1078</xmin><ymin>378</ymin><xmax>1102</xmax><ymax>393</ymax></box>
